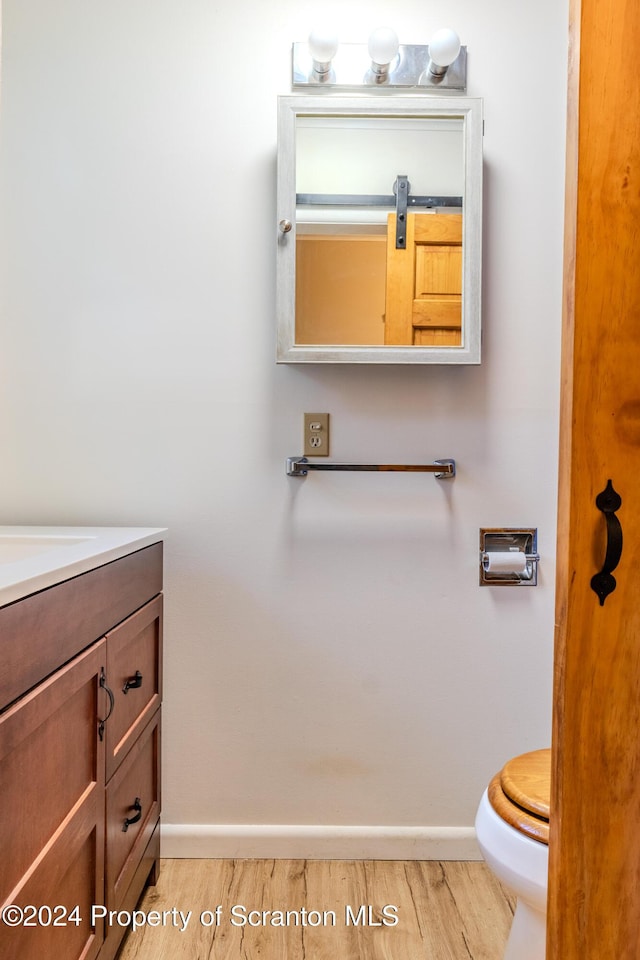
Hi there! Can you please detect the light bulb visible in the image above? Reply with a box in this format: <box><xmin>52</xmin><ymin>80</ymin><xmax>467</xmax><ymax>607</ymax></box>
<box><xmin>428</xmin><ymin>27</ymin><xmax>461</xmax><ymax>68</ymax></box>
<box><xmin>367</xmin><ymin>27</ymin><xmax>399</xmax><ymax>66</ymax></box>
<box><xmin>308</xmin><ymin>27</ymin><xmax>339</xmax><ymax>65</ymax></box>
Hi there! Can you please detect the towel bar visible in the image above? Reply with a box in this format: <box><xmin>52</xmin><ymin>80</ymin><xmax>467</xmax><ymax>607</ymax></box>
<box><xmin>286</xmin><ymin>457</ymin><xmax>455</xmax><ymax>479</ymax></box>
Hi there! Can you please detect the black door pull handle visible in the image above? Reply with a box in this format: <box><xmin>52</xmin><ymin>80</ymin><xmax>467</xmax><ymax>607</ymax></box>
<box><xmin>590</xmin><ymin>479</ymin><xmax>623</xmax><ymax>606</ymax></box>
<box><xmin>98</xmin><ymin>668</ymin><xmax>115</xmax><ymax>741</ymax></box>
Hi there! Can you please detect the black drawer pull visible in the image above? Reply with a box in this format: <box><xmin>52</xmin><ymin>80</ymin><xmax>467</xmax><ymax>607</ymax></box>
<box><xmin>98</xmin><ymin>668</ymin><xmax>115</xmax><ymax>741</ymax></box>
<box><xmin>123</xmin><ymin>670</ymin><xmax>143</xmax><ymax>694</ymax></box>
<box><xmin>122</xmin><ymin>797</ymin><xmax>142</xmax><ymax>832</ymax></box>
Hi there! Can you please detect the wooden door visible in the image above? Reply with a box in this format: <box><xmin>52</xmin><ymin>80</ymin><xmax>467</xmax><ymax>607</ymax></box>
<box><xmin>384</xmin><ymin>213</ymin><xmax>462</xmax><ymax>346</ymax></box>
<box><xmin>548</xmin><ymin>0</ymin><xmax>640</xmax><ymax>956</ymax></box>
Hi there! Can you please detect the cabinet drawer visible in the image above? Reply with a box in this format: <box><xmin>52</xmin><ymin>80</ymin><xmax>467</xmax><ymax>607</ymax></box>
<box><xmin>0</xmin><ymin>641</ymin><xmax>105</xmax><ymax>907</ymax></box>
<box><xmin>104</xmin><ymin>595</ymin><xmax>162</xmax><ymax>780</ymax></box>
<box><xmin>105</xmin><ymin>709</ymin><xmax>160</xmax><ymax>912</ymax></box>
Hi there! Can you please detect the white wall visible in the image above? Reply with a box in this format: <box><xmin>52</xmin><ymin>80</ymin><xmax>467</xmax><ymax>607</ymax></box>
<box><xmin>0</xmin><ymin>0</ymin><xmax>568</xmax><ymax>857</ymax></box>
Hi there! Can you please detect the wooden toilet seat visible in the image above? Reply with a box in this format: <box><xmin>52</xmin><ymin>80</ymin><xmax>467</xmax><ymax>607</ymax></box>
<box><xmin>487</xmin><ymin>748</ymin><xmax>551</xmax><ymax>845</ymax></box>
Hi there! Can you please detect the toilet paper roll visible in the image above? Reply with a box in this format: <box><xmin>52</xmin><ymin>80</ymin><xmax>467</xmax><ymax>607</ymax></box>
<box><xmin>483</xmin><ymin>550</ymin><xmax>528</xmax><ymax>574</ymax></box>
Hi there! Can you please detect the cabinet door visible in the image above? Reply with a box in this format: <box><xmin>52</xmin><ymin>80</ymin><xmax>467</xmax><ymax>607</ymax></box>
<box><xmin>104</xmin><ymin>595</ymin><xmax>162</xmax><ymax>781</ymax></box>
<box><xmin>0</xmin><ymin>641</ymin><xmax>106</xmax><ymax>960</ymax></box>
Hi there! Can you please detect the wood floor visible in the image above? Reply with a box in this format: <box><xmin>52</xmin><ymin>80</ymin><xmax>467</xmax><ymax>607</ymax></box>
<box><xmin>117</xmin><ymin>859</ymin><xmax>513</xmax><ymax>959</ymax></box>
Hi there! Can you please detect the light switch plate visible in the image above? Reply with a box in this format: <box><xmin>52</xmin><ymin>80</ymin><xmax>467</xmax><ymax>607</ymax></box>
<box><xmin>303</xmin><ymin>413</ymin><xmax>330</xmax><ymax>457</ymax></box>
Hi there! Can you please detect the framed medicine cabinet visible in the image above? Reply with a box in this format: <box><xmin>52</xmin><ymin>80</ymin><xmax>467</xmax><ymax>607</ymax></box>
<box><xmin>276</xmin><ymin>95</ymin><xmax>483</xmax><ymax>364</ymax></box>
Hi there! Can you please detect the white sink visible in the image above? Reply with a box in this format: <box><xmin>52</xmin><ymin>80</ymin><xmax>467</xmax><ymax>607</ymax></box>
<box><xmin>0</xmin><ymin>534</ymin><xmax>95</xmax><ymax>564</ymax></box>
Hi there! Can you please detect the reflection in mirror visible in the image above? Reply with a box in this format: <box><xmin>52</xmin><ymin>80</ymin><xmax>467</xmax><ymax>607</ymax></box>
<box><xmin>296</xmin><ymin>116</ymin><xmax>464</xmax><ymax>347</ymax></box>
<box><xmin>277</xmin><ymin>97</ymin><xmax>482</xmax><ymax>363</ymax></box>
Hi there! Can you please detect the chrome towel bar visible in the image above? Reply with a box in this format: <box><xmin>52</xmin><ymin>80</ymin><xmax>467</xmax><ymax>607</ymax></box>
<box><xmin>286</xmin><ymin>457</ymin><xmax>455</xmax><ymax>479</ymax></box>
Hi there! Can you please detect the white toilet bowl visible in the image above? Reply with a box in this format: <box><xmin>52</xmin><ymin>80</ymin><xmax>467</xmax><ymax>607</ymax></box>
<box><xmin>474</xmin><ymin>749</ymin><xmax>550</xmax><ymax>960</ymax></box>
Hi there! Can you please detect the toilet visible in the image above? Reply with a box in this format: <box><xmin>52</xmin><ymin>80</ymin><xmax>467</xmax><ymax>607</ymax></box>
<box><xmin>475</xmin><ymin>748</ymin><xmax>550</xmax><ymax>960</ymax></box>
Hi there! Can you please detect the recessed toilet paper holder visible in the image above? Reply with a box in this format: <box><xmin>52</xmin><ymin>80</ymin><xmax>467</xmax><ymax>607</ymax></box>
<box><xmin>479</xmin><ymin>528</ymin><xmax>540</xmax><ymax>586</ymax></box>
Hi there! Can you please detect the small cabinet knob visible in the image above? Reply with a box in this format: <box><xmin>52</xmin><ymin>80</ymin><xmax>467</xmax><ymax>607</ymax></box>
<box><xmin>279</xmin><ymin>219</ymin><xmax>293</xmax><ymax>234</ymax></box>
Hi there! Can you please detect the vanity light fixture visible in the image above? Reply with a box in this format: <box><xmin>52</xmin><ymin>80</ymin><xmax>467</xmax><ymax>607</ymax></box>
<box><xmin>293</xmin><ymin>26</ymin><xmax>466</xmax><ymax>91</ymax></box>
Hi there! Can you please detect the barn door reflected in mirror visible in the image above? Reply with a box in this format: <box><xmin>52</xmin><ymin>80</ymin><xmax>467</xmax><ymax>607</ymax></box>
<box><xmin>385</xmin><ymin>212</ymin><xmax>462</xmax><ymax>346</ymax></box>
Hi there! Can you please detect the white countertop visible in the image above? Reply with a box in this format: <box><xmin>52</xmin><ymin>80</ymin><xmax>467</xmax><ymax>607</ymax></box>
<box><xmin>0</xmin><ymin>526</ymin><xmax>166</xmax><ymax>608</ymax></box>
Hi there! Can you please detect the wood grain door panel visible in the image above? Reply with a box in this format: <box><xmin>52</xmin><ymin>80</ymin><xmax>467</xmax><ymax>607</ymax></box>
<box><xmin>549</xmin><ymin>0</ymin><xmax>640</xmax><ymax>956</ymax></box>
<box><xmin>385</xmin><ymin>213</ymin><xmax>462</xmax><ymax>346</ymax></box>
<box><xmin>0</xmin><ymin>640</ymin><xmax>105</xmax><ymax>960</ymax></box>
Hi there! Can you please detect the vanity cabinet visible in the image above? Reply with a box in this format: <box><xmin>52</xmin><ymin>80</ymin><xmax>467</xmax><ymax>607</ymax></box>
<box><xmin>0</xmin><ymin>541</ymin><xmax>163</xmax><ymax>960</ymax></box>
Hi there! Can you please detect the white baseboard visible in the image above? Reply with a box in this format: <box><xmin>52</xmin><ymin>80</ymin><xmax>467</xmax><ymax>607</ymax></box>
<box><xmin>160</xmin><ymin>824</ymin><xmax>482</xmax><ymax>861</ymax></box>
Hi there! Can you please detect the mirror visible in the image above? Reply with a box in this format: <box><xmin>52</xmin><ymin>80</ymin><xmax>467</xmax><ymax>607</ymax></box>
<box><xmin>276</xmin><ymin>96</ymin><xmax>483</xmax><ymax>363</ymax></box>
